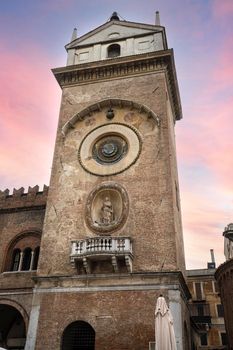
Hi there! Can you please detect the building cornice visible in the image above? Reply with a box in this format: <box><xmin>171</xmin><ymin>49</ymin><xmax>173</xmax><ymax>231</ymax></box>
<box><xmin>52</xmin><ymin>50</ymin><xmax>182</xmax><ymax>121</ymax></box>
<box><xmin>0</xmin><ymin>205</ymin><xmax>46</xmax><ymax>214</ymax></box>
<box><xmin>33</xmin><ymin>271</ymin><xmax>191</xmax><ymax>300</ymax></box>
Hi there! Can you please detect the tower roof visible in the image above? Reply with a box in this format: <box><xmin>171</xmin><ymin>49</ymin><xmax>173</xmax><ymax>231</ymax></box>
<box><xmin>66</xmin><ymin>17</ymin><xmax>166</xmax><ymax>50</ymax></box>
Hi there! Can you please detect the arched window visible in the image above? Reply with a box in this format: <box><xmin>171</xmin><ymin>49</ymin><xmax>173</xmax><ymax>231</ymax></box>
<box><xmin>32</xmin><ymin>246</ymin><xmax>40</xmax><ymax>270</ymax></box>
<box><xmin>107</xmin><ymin>44</ymin><xmax>120</xmax><ymax>58</ymax></box>
<box><xmin>21</xmin><ymin>247</ymin><xmax>32</xmax><ymax>271</ymax></box>
<box><xmin>62</xmin><ymin>321</ymin><xmax>95</xmax><ymax>350</ymax></box>
<box><xmin>4</xmin><ymin>232</ymin><xmax>41</xmax><ymax>272</ymax></box>
<box><xmin>11</xmin><ymin>248</ymin><xmax>21</xmax><ymax>271</ymax></box>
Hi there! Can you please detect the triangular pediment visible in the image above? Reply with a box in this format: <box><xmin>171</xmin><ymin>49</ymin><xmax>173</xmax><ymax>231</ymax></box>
<box><xmin>66</xmin><ymin>20</ymin><xmax>163</xmax><ymax>49</ymax></box>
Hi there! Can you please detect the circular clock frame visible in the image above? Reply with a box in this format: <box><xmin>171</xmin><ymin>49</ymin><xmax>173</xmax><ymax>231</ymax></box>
<box><xmin>78</xmin><ymin>123</ymin><xmax>142</xmax><ymax>176</ymax></box>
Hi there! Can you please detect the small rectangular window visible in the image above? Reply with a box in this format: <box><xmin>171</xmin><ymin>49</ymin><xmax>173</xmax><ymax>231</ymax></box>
<box><xmin>200</xmin><ymin>333</ymin><xmax>207</xmax><ymax>346</ymax></box>
<box><xmin>195</xmin><ymin>282</ymin><xmax>203</xmax><ymax>300</ymax></box>
<box><xmin>217</xmin><ymin>304</ymin><xmax>224</xmax><ymax>317</ymax></box>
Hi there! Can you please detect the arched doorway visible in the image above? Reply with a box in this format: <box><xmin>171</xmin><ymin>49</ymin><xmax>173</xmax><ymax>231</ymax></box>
<box><xmin>61</xmin><ymin>321</ymin><xmax>95</xmax><ymax>350</ymax></box>
<box><xmin>0</xmin><ymin>304</ymin><xmax>26</xmax><ymax>349</ymax></box>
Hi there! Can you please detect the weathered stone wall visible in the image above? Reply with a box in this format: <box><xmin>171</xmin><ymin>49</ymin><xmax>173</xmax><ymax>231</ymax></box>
<box><xmin>34</xmin><ymin>282</ymin><xmax>186</xmax><ymax>350</ymax></box>
<box><xmin>38</xmin><ymin>71</ymin><xmax>185</xmax><ymax>276</ymax></box>
<box><xmin>0</xmin><ymin>186</ymin><xmax>47</xmax><ymax>275</ymax></box>
<box><xmin>0</xmin><ymin>186</ymin><xmax>47</xmax><ymax>329</ymax></box>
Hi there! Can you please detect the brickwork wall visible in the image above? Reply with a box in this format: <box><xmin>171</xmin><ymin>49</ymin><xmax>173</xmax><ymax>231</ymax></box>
<box><xmin>0</xmin><ymin>186</ymin><xmax>47</xmax><ymax>315</ymax></box>
<box><xmin>0</xmin><ymin>185</ymin><xmax>48</xmax><ymax>210</ymax></box>
<box><xmin>35</xmin><ymin>289</ymin><xmax>165</xmax><ymax>350</ymax></box>
<box><xmin>38</xmin><ymin>71</ymin><xmax>185</xmax><ymax>276</ymax></box>
<box><xmin>215</xmin><ymin>260</ymin><xmax>233</xmax><ymax>348</ymax></box>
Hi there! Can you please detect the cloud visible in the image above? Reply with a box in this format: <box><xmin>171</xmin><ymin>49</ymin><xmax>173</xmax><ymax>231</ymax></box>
<box><xmin>38</xmin><ymin>0</ymin><xmax>75</xmax><ymax>12</ymax></box>
<box><xmin>180</xmin><ymin>185</ymin><xmax>231</xmax><ymax>269</ymax></box>
<box><xmin>175</xmin><ymin>15</ymin><xmax>233</xmax><ymax>269</ymax></box>
<box><xmin>212</xmin><ymin>0</ymin><xmax>233</xmax><ymax>18</ymax></box>
<box><xmin>0</xmin><ymin>41</ymin><xmax>61</xmax><ymax>190</ymax></box>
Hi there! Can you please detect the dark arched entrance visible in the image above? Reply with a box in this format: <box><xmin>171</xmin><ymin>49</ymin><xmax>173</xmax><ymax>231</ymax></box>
<box><xmin>0</xmin><ymin>304</ymin><xmax>26</xmax><ymax>349</ymax></box>
<box><xmin>62</xmin><ymin>320</ymin><xmax>95</xmax><ymax>350</ymax></box>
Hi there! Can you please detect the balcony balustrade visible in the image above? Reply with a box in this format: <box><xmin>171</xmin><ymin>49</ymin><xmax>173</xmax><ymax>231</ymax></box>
<box><xmin>70</xmin><ymin>236</ymin><xmax>133</xmax><ymax>273</ymax></box>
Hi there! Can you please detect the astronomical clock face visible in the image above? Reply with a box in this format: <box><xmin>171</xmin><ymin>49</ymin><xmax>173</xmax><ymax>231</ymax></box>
<box><xmin>92</xmin><ymin>134</ymin><xmax>128</xmax><ymax>165</ymax></box>
<box><xmin>78</xmin><ymin>123</ymin><xmax>141</xmax><ymax>176</ymax></box>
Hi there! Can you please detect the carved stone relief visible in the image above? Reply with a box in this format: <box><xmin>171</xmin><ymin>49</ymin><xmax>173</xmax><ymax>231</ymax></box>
<box><xmin>86</xmin><ymin>182</ymin><xmax>129</xmax><ymax>234</ymax></box>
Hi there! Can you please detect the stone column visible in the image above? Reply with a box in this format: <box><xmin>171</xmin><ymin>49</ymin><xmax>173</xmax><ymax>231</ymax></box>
<box><xmin>168</xmin><ymin>289</ymin><xmax>183</xmax><ymax>350</ymax></box>
<box><xmin>25</xmin><ymin>292</ymin><xmax>41</xmax><ymax>350</ymax></box>
<box><xmin>18</xmin><ymin>251</ymin><xmax>24</xmax><ymax>271</ymax></box>
<box><xmin>29</xmin><ymin>251</ymin><xmax>35</xmax><ymax>271</ymax></box>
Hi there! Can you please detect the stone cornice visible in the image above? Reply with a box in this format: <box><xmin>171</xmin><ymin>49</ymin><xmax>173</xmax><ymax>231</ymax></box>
<box><xmin>0</xmin><ymin>204</ymin><xmax>46</xmax><ymax>214</ymax></box>
<box><xmin>33</xmin><ymin>271</ymin><xmax>190</xmax><ymax>300</ymax></box>
<box><xmin>52</xmin><ymin>49</ymin><xmax>182</xmax><ymax>121</ymax></box>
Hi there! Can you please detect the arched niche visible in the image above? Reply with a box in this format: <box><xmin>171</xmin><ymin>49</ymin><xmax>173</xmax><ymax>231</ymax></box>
<box><xmin>86</xmin><ymin>182</ymin><xmax>129</xmax><ymax>234</ymax></box>
<box><xmin>62</xmin><ymin>98</ymin><xmax>160</xmax><ymax>136</ymax></box>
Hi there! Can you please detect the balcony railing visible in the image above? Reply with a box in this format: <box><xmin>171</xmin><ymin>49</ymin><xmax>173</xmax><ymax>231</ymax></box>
<box><xmin>70</xmin><ymin>236</ymin><xmax>133</xmax><ymax>273</ymax></box>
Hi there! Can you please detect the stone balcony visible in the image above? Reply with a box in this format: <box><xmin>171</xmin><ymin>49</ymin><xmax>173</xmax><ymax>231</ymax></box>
<box><xmin>70</xmin><ymin>236</ymin><xmax>133</xmax><ymax>273</ymax></box>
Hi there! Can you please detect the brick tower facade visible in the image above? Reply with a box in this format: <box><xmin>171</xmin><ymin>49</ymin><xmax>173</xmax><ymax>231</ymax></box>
<box><xmin>0</xmin><ymin>13</ymin><xmax>191</xmax><ymax>350</ymax></box>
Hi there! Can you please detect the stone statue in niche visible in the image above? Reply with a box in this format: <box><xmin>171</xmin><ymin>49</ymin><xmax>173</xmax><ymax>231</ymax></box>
<box><xmin>100</xmin><ymin>197</ymin><xmax>114</xmax><ymax>225</ymax></box>
<box><xmin>86</xmin><ymin>182</ymin><xmax>129</xmax><ymax>233</ymax></box>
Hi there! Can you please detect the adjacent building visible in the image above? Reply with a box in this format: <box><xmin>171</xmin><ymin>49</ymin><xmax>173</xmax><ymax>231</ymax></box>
<box><xmin>187</xmin><ymin>260</ymin><xmax>227</xmax><ymax>349</ymax></box>
<box><xmin>215</xmin><ymin>223</ymin><xmax>233</xmax><ymax>350</ymax></box>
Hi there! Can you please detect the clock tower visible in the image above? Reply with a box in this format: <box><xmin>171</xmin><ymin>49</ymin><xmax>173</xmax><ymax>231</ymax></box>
<box><xmin>25</xmin><ymin>12</ymin><xmax>191</xmax><ymax>350</ymax></box>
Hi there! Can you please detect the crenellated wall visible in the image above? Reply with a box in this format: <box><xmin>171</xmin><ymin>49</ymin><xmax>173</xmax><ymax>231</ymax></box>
<box><xmin>0</xmin><ymin>185</ymin><xmax>48</xmax><ymax>211</ymax></box>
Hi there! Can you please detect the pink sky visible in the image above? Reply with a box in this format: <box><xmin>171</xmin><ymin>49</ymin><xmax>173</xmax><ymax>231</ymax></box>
<box><xmin>0</xmin><ymin>0</ymin><xmax>232</xmax><ymax>269</ymax></box>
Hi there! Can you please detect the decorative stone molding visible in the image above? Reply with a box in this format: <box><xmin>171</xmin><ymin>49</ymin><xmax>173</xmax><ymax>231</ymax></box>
<box><xmin>62</xmin><ymin>98</ymin><xmax>160</xmax><ymax>136</ymax></box>
<box><xmin>53</xmin><ymin>50</ymin><xmax>182</xmax><ymax>121</ymax></box>
<box><xmin>70</xmin><ymin>236</ymin><xmax>133</xmax><ymax>273</ymax></box>
<box><xmin>78</xmin><ymin>123</ymin><xmax>142</xmax><ymax>176</ymax></box>
<box><xmin>85</xmin><ymin>182</ymin><xmax>129</xmax><ymax>233</ymax></box>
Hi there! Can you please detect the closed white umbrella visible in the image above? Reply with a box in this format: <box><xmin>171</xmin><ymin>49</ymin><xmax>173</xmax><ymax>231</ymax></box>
<box><xmin>155</xmin><ymin>296</ymin><xmax>177</xmax><ymax>350</ymax></box>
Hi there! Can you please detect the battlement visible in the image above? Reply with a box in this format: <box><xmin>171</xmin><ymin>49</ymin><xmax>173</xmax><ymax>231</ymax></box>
<box><xmin>0</xmin><ymin>185</ymin><xmax>48</xmax><ymax>211</ymax></box>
